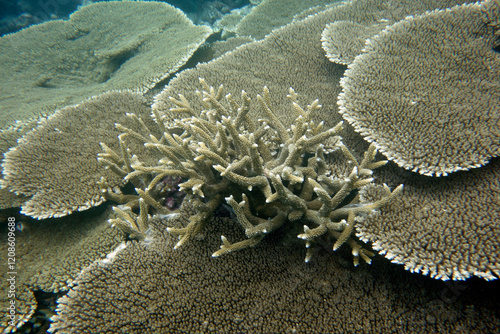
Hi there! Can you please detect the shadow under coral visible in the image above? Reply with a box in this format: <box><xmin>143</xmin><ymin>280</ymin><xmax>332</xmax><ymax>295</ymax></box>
<box><xmin>49</xmin><ymin>204</ymin><xmax>500</xmax><ymax>333</ymax></box>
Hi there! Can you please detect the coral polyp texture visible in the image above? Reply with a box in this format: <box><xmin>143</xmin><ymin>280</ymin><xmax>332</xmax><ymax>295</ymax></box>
<box><xmin>337</xmin><ymin>1</ymin><xmax>500</xmax><ymax>176</ymax></box>
<box><xmin>0</xmin><ymin>0</ymin><xmax>212</xmax><ymax>128</ymax></box>
<box><xmin>1</xmin><ymin>91</ymin><xmax>154</xmax><ymax>219</ymax></box>
<box><xmin>100</xmin><ymin>79</ymin><xmax>402</xmax><ymax>264</ymax></box>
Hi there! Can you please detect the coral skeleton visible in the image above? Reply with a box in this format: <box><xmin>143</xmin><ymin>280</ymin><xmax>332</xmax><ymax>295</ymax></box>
<box><xmin>99</xmin><ymin>78</ymin><xmax>402</xmax><ymax>264</ymax></box>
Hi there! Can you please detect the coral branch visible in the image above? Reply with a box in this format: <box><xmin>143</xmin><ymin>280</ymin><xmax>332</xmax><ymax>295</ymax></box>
<box><xmin>101</xmin><ymin>79</ymin><xmax>403</xmax><ymax>265</ymax></box>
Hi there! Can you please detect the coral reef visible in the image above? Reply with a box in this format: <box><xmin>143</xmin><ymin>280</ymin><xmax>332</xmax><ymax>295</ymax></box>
<box><xmin>1</xmin><ymin>0</ymin><xmax>499</xmax><ymax>333</ymax></box>
<box><xmin>337</xmin><ymin>1</ymin><xmax>500</xmax><ymax>176</ymax></box>
<box><xmin>319</xmin><ymin>0</ymin><xmax>470</xmax><ymax>65</ymax></box>
<box><xmin>48</xmin><ymin>207</ymin><xmax>500</xmax><ymax>334</ymax></box>
<box><xmin>1</xmin><ymin>91</ymin><xmax>158</xmax><ymax>219</ymax></box>
<box><xmin>356</xmin><ymin>158</ymin><xmax>500</xmax><ymax>281</ymax></box>
<box><xmin>0</xmin><ymin>0</ymin><xmax>211</xmax><ymax>128</ymax></box>
<box><xmin>0</xmin><ymin>207</ymin><xmax>123</xmax><ymax>332</ymax></box>
<box><xmin>235</xmin><ymin>0</ymin><xmax>335</xmax><ymax>39</ymax></box>
<box><xmin>100</xmin><ymin>79</ymin><xmax>401</xmax><ymax>264</ymax></box>
<box><xmin>321</xmin><ymin>20</ymin><xmax>387</xmax><ymax>65</ymax></box>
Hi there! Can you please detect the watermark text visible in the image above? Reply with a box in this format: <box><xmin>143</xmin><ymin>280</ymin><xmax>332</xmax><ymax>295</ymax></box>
<box><xmin>6</xmin><ymin>216</ymin><xmax>17</xmax><ymax>327</ymax></box>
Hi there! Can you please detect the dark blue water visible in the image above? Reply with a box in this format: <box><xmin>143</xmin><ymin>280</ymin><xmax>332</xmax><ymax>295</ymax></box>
<box><xmin>0</xmin><ymin>0</ymin><xmax>250</xmax><ymax>36</ymax></box>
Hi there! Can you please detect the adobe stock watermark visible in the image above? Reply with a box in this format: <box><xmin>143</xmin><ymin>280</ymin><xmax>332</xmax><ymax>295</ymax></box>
<box><xmin>6</xmin><ymin>216</ymin><xmax>17</xmax><ymax>328</ymax></box>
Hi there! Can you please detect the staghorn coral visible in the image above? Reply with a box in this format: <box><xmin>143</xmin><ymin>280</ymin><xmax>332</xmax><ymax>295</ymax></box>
<box><xmin>152</xmin><ymin>0</ymin><xmax>355</xmax><ymax>164</ymax></box>
<box><xmin>100</xmin><ymin>79</ymin><xmax>401</xmax><ymax>264</ymax></box>
<box><xmin>356</xmin><ymin>158</ymin><xmax>500</xmax><ymax>281</ymax></box>
<box><xmin>130</xmin><ymin>0</ymin><xmax>499</xmax><ymax>277</ymax></box>
<box><xmin>1</xmin><ymin>91</ymin><xmax>160</xmax><ymax>219</ymax></box>
<box><xmin>337</xmin><ymin>1</ymin><xmax>500</xmax><ymax>176</ymax></box>
<box><xmin>48</xmin><ymin>206</ymin><xmax>500</xmax><ymax>333</ymax></box>
<box><xmin>153</xmin><ymin>0</ymin><xmax>469</xmax><ymax>158</ymax></box>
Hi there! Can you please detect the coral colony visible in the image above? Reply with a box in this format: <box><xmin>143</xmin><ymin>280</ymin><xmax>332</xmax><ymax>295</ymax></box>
<box><xmin>98</xmin><ymin>79</ymin><xmax>402</xmax><ymax>264</ymax></box>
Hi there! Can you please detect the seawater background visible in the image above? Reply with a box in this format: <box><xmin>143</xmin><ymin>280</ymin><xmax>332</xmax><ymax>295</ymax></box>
<box><xmin>0</xmin><ymin>0</ymin><xmax>250</xmax><ymax>36</ymax></box>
